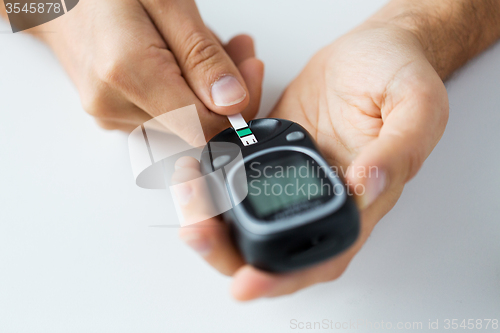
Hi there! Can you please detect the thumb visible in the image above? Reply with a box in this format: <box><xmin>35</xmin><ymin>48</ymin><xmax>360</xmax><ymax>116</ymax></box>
<box><xmin>346</xmin><ymin>133</ymin><xmax>422</xmax><ymax>210</ymax></box>
<box><xmin>180</xmin><ymin>28</ymin><xmax>250</xmax><ymax>114</ymax></box>
<box><xmin>142</xmin><ymin>0</ymin><xmax>250</xmax><ymax>115</ymax></box>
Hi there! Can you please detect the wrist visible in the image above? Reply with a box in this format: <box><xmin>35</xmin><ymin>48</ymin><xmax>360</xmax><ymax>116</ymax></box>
<box><xmin>368</xmin><ymin>0</ymin><xmax>500</xmax><ymax>80</ymax></box>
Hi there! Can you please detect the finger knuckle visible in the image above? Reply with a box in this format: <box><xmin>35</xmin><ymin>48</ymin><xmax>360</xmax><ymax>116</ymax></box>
<box><xmin>95</xmin><ymin>119</ymin><xmax>118</xmax><ymax>131</ymax></box>
<box><xmin>96</xmin><ymin>55</ymin><xmax>130</xmax><ymax>87</ymax></box>
<box><xmin>81</xmin><ymin>93</ymin><xmax>103</xmax><ymax>118</ymax></box>
<box><xmin>80</xmin><ymin>87</ymin><xmax>114</xmax><ymax>119</ymax></box>
<box><xmin>183</xmin><ymin>31</ymin><xmax>220</xmax><ymax>72</ymax></box>
<box><xmin>144</xmin><ymin>46</ymin><xmax>181</xmax><ymax>76</ymax></box>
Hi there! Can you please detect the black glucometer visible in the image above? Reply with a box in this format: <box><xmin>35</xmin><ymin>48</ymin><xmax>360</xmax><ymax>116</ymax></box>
<box><xmin>200</xmin><ymin>118</ymin><xmax>359</xmax><ymax>272</ymax></box>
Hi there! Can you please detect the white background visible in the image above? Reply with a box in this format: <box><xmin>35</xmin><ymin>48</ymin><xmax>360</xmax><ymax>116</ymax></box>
<box><xmin>1</xmin><ymin>0</ymin><xmax>499</xmax><ymax>332</ymax></box>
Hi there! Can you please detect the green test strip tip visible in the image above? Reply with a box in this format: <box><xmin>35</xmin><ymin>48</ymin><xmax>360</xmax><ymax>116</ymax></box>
<box><xmin>236</xmin><ymin>128</ymin><xmax>253</xmax><ymax>137</ymax></box>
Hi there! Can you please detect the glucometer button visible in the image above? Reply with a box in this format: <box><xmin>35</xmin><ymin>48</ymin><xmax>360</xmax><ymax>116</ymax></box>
<box><xmin>286</xmin><ymin>131</ymin><xmax>305</xmax><ymax>142</ymax></box>
<box><xmin>212</xmin><ymin>154</ymin><xmax>231</xmax><ymax>169</ymax></box>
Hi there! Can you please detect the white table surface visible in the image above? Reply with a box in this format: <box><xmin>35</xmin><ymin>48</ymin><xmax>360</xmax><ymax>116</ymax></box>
<box><xmin>1</xmin><ymin>1</ymin><xmax>499</xmax><ymax>332</ymax></box>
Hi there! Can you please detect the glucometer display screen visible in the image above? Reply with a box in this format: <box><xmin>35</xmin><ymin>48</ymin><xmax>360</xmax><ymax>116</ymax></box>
<box><xmin>244</xmin><ymin>152</ymin><xmax>334</xmax><ymax>220</ymax></box>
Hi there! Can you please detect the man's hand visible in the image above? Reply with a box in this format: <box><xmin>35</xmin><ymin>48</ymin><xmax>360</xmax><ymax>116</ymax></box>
<box><xmin>172</xmin><ymin>22</ymin><xmax>449</xmax><ymax>301</ymax></box>
<box><xmin>172</xmin><ymin>0</ymin><xmax>500</xmax><ymax>301</ymax></box>
<box><xmin>25</xmin><ymin>0</ymin><xmax>264</xmax><ymax>142</ymax></box>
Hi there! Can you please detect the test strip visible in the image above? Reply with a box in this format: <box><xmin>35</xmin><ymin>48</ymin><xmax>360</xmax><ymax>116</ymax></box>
<box><xmin>228</xmin><ymin>114</ymin><xmax>258</xmax><ymax>146</ymax></box>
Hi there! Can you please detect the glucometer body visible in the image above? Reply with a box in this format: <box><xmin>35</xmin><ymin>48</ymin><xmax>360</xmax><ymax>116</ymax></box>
<box><xmin>200</xmin><ymin>118</ymin><xmax>359</xmax><ymax>272</ymax></box>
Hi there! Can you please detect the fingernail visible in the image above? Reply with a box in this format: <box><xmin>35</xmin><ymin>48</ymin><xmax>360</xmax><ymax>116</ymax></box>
<box><xmin>179</xmin><ymin>233</ymin><xmax>212</xmax><ymax>257</ymax></box>
<box><xmin>173</xmin><ymin>183</ymin><xmax>192</xmax><ymax>206</ymax></box>
<box><xmin>360</xmin><ymin>171</ymin><xmax>386</xmax><ymax>209</ymax></box>
<box><xmin>211</xmin><ymin>75</ymin><xmax>246</xmax><ymax>106</ymax></box>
